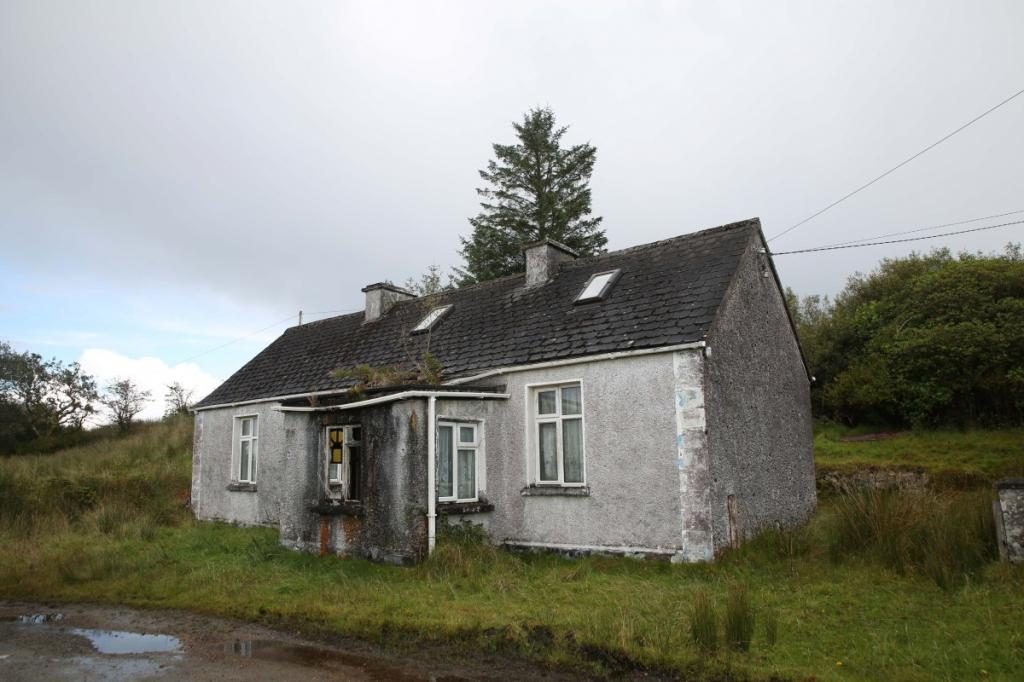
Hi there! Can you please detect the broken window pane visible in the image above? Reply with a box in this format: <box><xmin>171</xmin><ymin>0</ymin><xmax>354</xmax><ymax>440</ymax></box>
<box><xmin>347</xmin><ymin>445</ymin><xmax>362</xmax><ymax>500</ymax></box>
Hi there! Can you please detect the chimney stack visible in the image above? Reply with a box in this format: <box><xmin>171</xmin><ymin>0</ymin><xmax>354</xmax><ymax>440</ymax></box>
<box><xmin>362</xmin><ymin>282</ymin><xmax>416</xmax><ymax>323</ymax></box>
<box><xmin>523</xmin><ymin>239</ymin><xmax>578</xmax><ymax>288</ymax></box>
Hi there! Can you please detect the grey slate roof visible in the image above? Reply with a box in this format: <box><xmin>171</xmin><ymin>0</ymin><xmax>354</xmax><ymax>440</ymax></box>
<box><xmin>195</xmin><ymin>218</ymin><xmax>761</xmax><ymax>408</ymax></box>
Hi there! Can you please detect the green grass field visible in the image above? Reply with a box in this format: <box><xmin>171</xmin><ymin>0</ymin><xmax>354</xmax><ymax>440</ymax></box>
<box><xmin>814</xmin><ymin>424</ymin><xmax>1024</xmax><ymax>480</ymax></box>
<box><xmin>0</xmin><ymin>417</ymin><xmax>1022</xmax><ymax>680</ymax></box>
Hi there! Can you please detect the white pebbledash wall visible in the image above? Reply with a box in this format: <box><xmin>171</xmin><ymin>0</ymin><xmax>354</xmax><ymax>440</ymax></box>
<box><xmin>437</xmin><ymin>350</ymin><xmax>705</xmax><ymax>559</ymax></box>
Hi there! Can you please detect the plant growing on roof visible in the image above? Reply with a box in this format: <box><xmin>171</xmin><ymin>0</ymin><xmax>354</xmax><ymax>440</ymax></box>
<box><xmin>330</xmin><ymin>286</ymin><xmax>449</xmax><ymax>397</ymax></box>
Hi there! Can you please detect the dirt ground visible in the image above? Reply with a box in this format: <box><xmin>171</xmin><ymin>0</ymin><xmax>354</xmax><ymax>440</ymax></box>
<box><xmin>0</xmin><ymin>601</ymin><xmax>593</xmax><ymax>681</ymax></box>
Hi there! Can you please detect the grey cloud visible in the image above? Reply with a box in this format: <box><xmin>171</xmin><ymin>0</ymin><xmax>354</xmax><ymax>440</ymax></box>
<box><xmin>1</xmin><ymin>0</ymin><xmax>1022</xmax><ymax>318</ymax></box>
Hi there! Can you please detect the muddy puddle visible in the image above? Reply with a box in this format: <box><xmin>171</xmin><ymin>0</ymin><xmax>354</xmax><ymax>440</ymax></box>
<box><xmin>71</xmin><ymin>627</ymin><xmax>183</xmax><ymax>654</ymax></box>
<box><xmin>226</xmin><ymin>639</ymin><xmax>467</xmax><ymax>680</ymax></box>
<box><xmin>0</xmin><ymin>602</ymin><xmax>588</xmax><ymax>681</ymax></box>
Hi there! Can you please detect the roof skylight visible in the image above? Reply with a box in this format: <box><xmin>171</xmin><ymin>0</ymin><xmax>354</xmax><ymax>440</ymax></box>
<box><xmin>411</xmin><ymin>304</ymin><xmax>452</xmax><ymax>334</ymax></box>
<box><xmin>575</xmin><ymin>270</ymin><xmax>621</xmax><ymax>304</ymax></box>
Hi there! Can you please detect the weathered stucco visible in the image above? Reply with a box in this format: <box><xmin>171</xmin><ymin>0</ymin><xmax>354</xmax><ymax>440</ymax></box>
<box><xmin>276</xmin><ymin>401</ymin><xmax>429</xmax><ymax>565</ymax></box>
<box><xmin>673</xmin><ymin>351</ymin><xmax>713</xmax><ymax>561</ymax></box>
<box><xmin>438</xmin><ymin>352</ymin><xmax>688</xmax><ymax>557</ymax></box>
<box><xmin>996</xmin><ymin>480</ymin><xmax>1024</xmax><ymax>563</ymax></box>
<box><xmin>191</xmin><ymin>401</ymin><xmax>289</xmax><ymax>527</ymax></box>
<box><xmin>703</xmin><ymin>234</ymin><xmax>816</xmax><ymax>552</ymax></box>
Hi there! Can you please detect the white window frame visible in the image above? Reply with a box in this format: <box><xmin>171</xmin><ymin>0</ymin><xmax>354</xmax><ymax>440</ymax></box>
<box><xmin>527</xmin><ymin>380</ymin><xmax>586</xmax><ymax>487</ymax></box>
<box><xmin>574</xmin><ymin>269</ymin><xmax>621</xmax><ymax>304</ymax></box>
<box><xmin>325</xmin><ymin>425</ymin><xmax>362</xmax><ymax>499</ymax></box>
<box><xmin>234</xmin><ymin>414</ymin><xmax>259</xmax><ymax>484</ymax></box>
<box><xmin>411</xmin><ymin>304</ymin><xmax>453</xmax><ymax>334</ymax></box>
<box><xmin>436</xmin><ymin>420</ymin><xmax>481</xmax><ymax>503</ymax></box>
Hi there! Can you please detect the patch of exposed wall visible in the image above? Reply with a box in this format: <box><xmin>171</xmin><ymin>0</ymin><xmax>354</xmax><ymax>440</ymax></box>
<box><xmin>996</xmin><ymin>479</ymin><xmax>1024</xmax><ymax>563</ymax></box>
<box><xmin>672</xmin><ymin>350</ymin><xmax>714</xmax><ymax>562</ymax></box>
<box><xmin>703</xmin><ymin>234</ymin><xmax>816</xmax><ymax>552</ymax></box>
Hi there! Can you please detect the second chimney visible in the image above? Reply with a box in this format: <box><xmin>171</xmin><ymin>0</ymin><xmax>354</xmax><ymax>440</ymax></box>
<box><xmin>362</xmin><ymin>282</ymin><xmax>416</xmax><ymax>322</ymax></box>
<box><xmin>523</xmin><ymin>239</ymin><xmax>578</xmax><ymax>288</ymax></box>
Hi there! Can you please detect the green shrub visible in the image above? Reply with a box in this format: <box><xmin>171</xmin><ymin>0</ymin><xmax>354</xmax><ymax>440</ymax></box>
<box><xmin>723</xmin><ymin>584</ymin><xmax>755</xmax><ymax>652</ymax></box>
<box><xmin>689</xmin><ymin>590</ymin><xmax>718</xmax><ymax>654</ymax></box>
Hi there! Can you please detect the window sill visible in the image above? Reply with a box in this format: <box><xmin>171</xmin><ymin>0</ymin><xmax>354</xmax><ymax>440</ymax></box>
<box><xmin>438</xmin><ymin>501</ymin><xmax>495</xmax><ymax>515</ymax></box>
<box><xmin>227</xmin><ymin>482</ymin><xmax>257</xmax><ymax>493</ymax></box>
<box><xmin>520</xmin><ymin>485</ymin><xmax>590</xmax><ymax>497</ymax></box>
<box><xmin>311</xmin><ymin>499</ymin><xmax>364</xmax><ymax>517</ymax></box>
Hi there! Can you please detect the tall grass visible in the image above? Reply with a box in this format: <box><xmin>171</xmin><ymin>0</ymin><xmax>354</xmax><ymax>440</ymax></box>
<box><xmin>828</xmin><ymin>486</ymin><xmax>997</xmax><ymax>590</ymax></box>
<box><xmin>688</xmin><ymin>591</ymin><xmax>718</xmax><ymax>654</ymax></box>
<box><xmin>0</xmin><ymin>415</ymin><xmax>193</xmax><ymax>539</ymax></box>
<box><xmin>723</xmin><ymin>584</ymin><xmax>755</xmax><ymax>652</ymax></box>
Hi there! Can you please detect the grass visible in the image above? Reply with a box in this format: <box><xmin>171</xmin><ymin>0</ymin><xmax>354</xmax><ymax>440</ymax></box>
<box><xmin>814</xmin><ymin>423</ymin><xmax>1024</xmax><ymax>483</ymax></box>
<box><xmin>0</xmin><ymin>417</ymin><xmax>1022</xmax><ymax>680</ymax></box>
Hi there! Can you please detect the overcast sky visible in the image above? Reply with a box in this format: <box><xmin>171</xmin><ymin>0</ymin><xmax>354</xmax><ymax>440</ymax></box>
<box><xmin>2</xmin><ymin>1</ymin><xmax>1022</xmax><ymax>418</ymax></box>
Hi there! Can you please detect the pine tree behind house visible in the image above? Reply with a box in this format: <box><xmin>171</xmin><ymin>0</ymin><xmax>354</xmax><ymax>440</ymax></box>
<box><xmin>458</xmin><ymin>107</ymin><xmax>606</xmax><ymax>284</ymax></box>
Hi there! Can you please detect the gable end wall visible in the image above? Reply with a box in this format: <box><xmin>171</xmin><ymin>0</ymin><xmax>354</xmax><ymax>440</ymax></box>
<box><xmin>704</xmin><ymin>235</ymin><xmax>816</xmax><ymax>552</ymax></box>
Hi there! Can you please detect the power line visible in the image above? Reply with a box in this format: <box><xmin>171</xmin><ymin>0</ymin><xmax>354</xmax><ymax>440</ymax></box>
<box><xmin>811</xmin><ymin>209</ymin><xmax>1024</xmax><ymax>249</ymax></box>
<box><xmin>769</xmin><ymin>219</ymin><xmax>1024</xmax><ymax>256</ymax></box>
<box><xmin>176</xmin><ymin>313</ymin><xmax>298</xmax><ymax>364</ymax></box>
<box><xmin>174</xmin><ymin>309</ymin><xmax>351</xmax><ymax>365</ymax></box>
<box><xmin>768</xmin><ymin>86</ymin><xmax>1024</xmax><ymax>243</ymax></box>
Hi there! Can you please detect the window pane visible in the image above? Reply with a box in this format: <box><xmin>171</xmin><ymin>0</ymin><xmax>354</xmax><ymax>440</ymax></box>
<box><xmin>537</xmin><ymin>390</ymin><xmax>556</xmax><ymax>415</ymax></box>
<box><xmin>438</xmin><ymin>426</ymin><xmax>454</xmax><ymax>497</ymax></box>
<box><xmin>561</xmin><ymin>386</ymin><xmax>581</xmax><ymax>415</ymax></box>
<box><xmin>538</xmin><ymin>422</ymin><xmax>558</xmax><ymax>481</ymax></box>
<box><xmin>241</xmin><ymin>418</ymin><xmax>252</xmax><ymax>437</ymax></box>
<box><xmin>563</xmin><ymin>418</ymin><xmax>583</xmax><ymax>483</ymax></box>
<box><xmin>239</xmin><ymin>440</ymin><xmax>250</xmax><ymax>481</ymax></box>
<box><xmin>459</xmin><ymin>426</ymin><xmax>474</xmax><ymax>444</ymax></box>
<box><xmin>579</xmin><ymin>272</ymin><xmax>615</xmax><ymax>300</ymax></box>
<box><xmin>328</xmin><ymin>462</ymin><xmax>340</xmax><ymax>482</ymax></box>
<box><xmin>457</xmin><ymin>449</ymin><xmax>475</xmax><ymax>499</ymax></box>
<box><xmin>350</xmin><ymin>426</ymin><xmax>361</xmax><ymax>442</ymax></box>
<box><xmin>347</xmin><ymin>446</ymin><xmax>362</xmax><ymax>500</ymax></box>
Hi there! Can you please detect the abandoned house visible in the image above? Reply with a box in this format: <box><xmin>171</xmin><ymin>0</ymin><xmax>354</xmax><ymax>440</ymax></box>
<box><xmin>190</xmin><ymin>217</ymin><xmax>816</xmax><ymax>564</ymax></box>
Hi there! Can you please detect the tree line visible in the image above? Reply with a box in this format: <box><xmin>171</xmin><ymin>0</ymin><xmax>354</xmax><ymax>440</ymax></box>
<box><xmin>0</xmin><ymin>341</ymin><xmax>194</xmax><ymax>454</ymax></box>
<box><xmin>787</xmin><ymin>244</ymin><xmax>1024</xmax><ymax>428</ymax></box>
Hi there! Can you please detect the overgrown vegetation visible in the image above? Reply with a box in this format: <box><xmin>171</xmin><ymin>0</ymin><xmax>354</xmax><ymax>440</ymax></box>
<box><xmin>814</xmin><ymin>423</ymin><xmax>1024</xmax><ymax>482</ymax></box>
<box><xmin>787</xmin><ymin>244</ymin><xmax>1024</xmax><ymax>427</ymax></box>
<box><xmin>1</xmin><ymin>420</ymin><xmax>1021</xmax><ymax>680</ymax></box>
<box><xmin>829</xmin><ymin>487</ymin><xmax>997</xmax><ymax>591</ymax></box>
<box><xmin>331</xmin><ymin>351</ymin><xmax>445</xmax><ymax>397</ymax></box>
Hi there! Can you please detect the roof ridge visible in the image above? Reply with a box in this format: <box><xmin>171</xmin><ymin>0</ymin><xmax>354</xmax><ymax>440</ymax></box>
<box><xmin>568</xmin><ymin>218</ymin><xmax>760</xmax><ymax>267</ymax></box>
